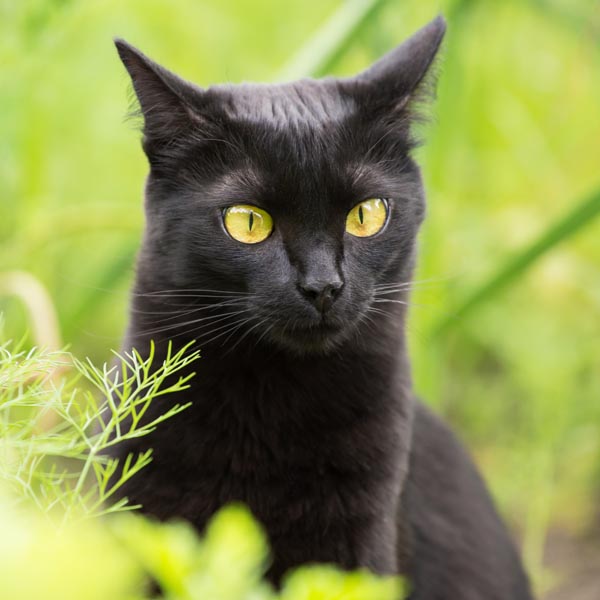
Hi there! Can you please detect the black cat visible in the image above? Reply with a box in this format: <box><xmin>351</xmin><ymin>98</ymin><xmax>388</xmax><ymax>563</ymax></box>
<box><xmin>111</xmin><ymin>16</ymin><xmax>532</xmax><ymax>599</ymax></box>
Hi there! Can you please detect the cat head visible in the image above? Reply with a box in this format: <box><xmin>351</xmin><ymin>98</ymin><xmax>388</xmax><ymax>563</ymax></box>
<box><xmin>116</xmin><ymin>17</ymin><xmax>445</xmax><ymax>355</ymax></box>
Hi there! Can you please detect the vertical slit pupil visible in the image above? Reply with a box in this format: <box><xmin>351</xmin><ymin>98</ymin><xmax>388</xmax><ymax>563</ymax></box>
<box><xmin>358</xmin><ymin>205</ymin><xmax>364</xmax><ymax>225</ymax></box>
<box><xmin>248</xmin><ymin>211</ymin><xmax>254</xmax><ymax>232</ymax></box>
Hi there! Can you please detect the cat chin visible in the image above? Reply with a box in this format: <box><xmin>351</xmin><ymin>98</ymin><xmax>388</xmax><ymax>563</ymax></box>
<box><xmin>265</xmin><ymin>321</ymin><xmax>353</xmax><ymax>356</ymax></box>
<box><xmin>268</xmin><ymin>334</ymin><xmax>346</xmax><ymax>356</ymax></box>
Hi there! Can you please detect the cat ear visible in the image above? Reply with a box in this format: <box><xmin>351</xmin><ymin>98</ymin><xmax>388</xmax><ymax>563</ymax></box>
<box><xmin>349</xmin><ymin>15</ymin><xmax>446</xmax><ymax>114</ymax></box>
<box><xmin>114</xmin><ymin>39</ymin><xmax>208</xmax><ymax>142</ymax></box>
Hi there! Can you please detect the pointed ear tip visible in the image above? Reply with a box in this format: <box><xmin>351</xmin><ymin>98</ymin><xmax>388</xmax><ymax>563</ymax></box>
<box><xmin>113</xmin><ymin>37</ymin><xmax>131</xmax><ymax>59</ymax></box>
<box><xmin>113</xmin><ymin>37</ymin><xmax>127</xmax><ymax>50</ymax></box>
<box><xmin>113</xmin><ymin>38</ymin><xmax>144</xmax><ymax>65</ymax></box>
<box><xmin>421</xmin><ymin>15</ymin><xmax>446</xmax><ymax>40</ymax></box>
<box><xmin>433</xmin><ymin>14</ymin><xmax>447</xmax><ymax>28</ymax></box>
<box><xmin>430</xmin><ymin>15</ymin><xmax>447</xmax><ymax>42</ymax></box>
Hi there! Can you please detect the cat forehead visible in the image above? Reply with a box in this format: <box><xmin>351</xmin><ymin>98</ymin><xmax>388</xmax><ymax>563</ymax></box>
<box><xmin>210</xmin><ymin>79</ymin><xmax>356</xmax><ymax>127</ymax></box>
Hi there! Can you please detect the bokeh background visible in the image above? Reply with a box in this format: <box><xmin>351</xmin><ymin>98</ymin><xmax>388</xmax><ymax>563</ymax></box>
<box><xmin>1</xmin><ymin>0</ymin><xmax>599</xmax><ymax>596</ymax></box>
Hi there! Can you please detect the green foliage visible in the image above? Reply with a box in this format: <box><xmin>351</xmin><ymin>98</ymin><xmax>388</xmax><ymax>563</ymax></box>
<box><xmin>112</xmin><ymin>505</ymin><xmax>403</xmax><ymax>600</ymax></box>
<box><xmin>0</xmin><ymin>496</ymin><xmax>403</xmax><ymax>600</ymax></box>
<box><xmin>0</xmin><ymin>494</ymin><xmax>140</xmax><ymax>600</ymax></box>
<box><xmin>0</xmin><ymin>337</ymin><xmax>196</xmax><ymax>523</ymax></box>
<box><xmin>280</xmin><ymin>566</ymin><xmax>401</xmax><ymax>600</ymax></box>
<box><xmin>0</xmin><ymin>340</ymin><xmax>405</xmax><ymax>599</ymax></box>
<box><xmin>277</xmin><ymin>0</ymin><xmax>391</xmax><ymax>80</ymax></box>
<box><xmin>432</xmin><ymin>186</ymin><xmax>600</xmax><ymax>335</ymax></box>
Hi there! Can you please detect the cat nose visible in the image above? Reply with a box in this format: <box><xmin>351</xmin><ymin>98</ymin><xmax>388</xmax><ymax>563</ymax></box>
<box><xmin>298</xmin><ymin>279</ymin><xmax>344</xmax><ymax>313</ymax></box>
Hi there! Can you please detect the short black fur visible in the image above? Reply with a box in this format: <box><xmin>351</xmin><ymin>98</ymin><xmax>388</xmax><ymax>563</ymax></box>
<box><xmin>111</xmin><ymin>17</ymin><xmax>533</xmax><ymax>598</ymax></box>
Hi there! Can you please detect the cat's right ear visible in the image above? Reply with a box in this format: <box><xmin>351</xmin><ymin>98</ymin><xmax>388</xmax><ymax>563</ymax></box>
<box><xmin>114</xmin><ymin>39</ymin><xmax>210</xmax><ymax>144</ymax></box>
<box><xmin>345</xmin><ymin>16</ymin><xmax>446</xmax><ymax>121</ymax></box>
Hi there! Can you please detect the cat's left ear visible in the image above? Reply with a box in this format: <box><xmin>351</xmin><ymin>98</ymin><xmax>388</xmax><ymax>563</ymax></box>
<box><xmin>114</xmin><ymin>39</ymin><xmax>214</xmax><ymax>147</ymax></box>
<box><xmin>347</xmin><ymin>15</ymin><xmax>446</xmax><ymax>115</ymax></box>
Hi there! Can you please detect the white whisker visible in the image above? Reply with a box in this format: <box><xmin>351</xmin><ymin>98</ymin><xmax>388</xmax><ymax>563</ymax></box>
<box><xmin>200</xmin><ymin>315</ymin><xmax>259</xmax><ymax>347</ymax></box>
<box><xmin>140</xmin><ymin>308</ymin><xmax>251</xmax><ymax>338</ymax></box>
<box><xmin>131</xmin><ymin>297</ymin><xmax>246</xmax><ymax>320</ymax></box>
<box><xmin>227</xmin><ymin>317</ymin><xmax>271</xmax><ymax>353</ymax></box>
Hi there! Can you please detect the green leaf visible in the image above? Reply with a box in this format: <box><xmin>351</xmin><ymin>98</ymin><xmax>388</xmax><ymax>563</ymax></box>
<box><xmin>280</xmin><ymin>565</ymin><xmax>403</xmax><ymax>600</ymax></box>
<box><xmin>276</xmin><ymin>0</ymin><xmax>392</xmax><ymax>80</ymax></box>
<box><xmin>432</xmin><ymin>186</ymin><xmax>600</xmax><ymax>336</ymax></box>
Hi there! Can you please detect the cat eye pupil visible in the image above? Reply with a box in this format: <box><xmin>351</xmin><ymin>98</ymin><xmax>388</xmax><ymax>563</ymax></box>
<box><xmin>223</xmin><ymin>204</ymin><xmax>273</xmax><ymax>244</ymax></box>
<box><xmin>345</xmin><ymin>198</ymin><xmax>387</xmax><ymax>238</ymax></box>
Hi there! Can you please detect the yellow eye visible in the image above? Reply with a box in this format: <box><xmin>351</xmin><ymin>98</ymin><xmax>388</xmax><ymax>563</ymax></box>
<box><xmin>346</xmin><ymin>198</ymin><xmax>388</xmax><ymax>237</ymax></box>
<box><xmin>223</xmin><ymin>204</ymin><xmax>273</xmax><ymax>244</ymax></box>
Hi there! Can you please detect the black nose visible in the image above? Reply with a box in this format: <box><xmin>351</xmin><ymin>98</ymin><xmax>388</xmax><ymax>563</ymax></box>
<box><xmin>298</xmin><ymin>279</ymin><xmax>344</xmax><ymax>313</ymax></box>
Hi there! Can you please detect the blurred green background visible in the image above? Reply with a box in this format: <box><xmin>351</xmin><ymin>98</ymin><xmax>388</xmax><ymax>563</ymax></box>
<box><xmin>1</xmin><ymin>0</ymin><xmax>599</xmax><ymax>597</ymax></box>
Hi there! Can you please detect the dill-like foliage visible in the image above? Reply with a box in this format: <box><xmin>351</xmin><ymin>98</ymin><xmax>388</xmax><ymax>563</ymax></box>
<box><xmin>0</xmin><ymin>338</ymin><xmax>197</xmax><ymax>524</ymax></box>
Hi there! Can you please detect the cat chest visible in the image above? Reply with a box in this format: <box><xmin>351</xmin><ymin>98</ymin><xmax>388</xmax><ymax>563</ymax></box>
<box><xmin>129</xmin><ymin>371</ymin><xmax>405</xmax><ymax>573</ymax></box>
<box><xmin>158</xmin><ymin>380</ymin><xmax>401</xmax><ymax>507</ymax></box>
<box><xmin>157</xmin><ymin>413</ymin><xmax>399</xmax><ymax>547</ymax></box>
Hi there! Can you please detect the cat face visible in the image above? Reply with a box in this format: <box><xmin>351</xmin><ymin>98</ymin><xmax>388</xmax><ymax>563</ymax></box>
<box><xmin>117</xmin><ymin>17</ymin><xmax>445</xmax><ymax>353</ymax></box>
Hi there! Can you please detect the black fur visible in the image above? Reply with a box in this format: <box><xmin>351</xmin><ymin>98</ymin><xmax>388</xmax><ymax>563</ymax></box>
<box><xmin>111</xmin><ymin>16</ymin><xmax>532</xmax><ymax>598</ymax></box>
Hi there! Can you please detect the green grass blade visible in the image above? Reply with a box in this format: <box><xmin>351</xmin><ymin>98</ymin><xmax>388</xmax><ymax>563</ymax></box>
<box><xmin>276</xmin><ymin>0</ymin><xmax>392</xmax><ymax>81</ymax></box>
<box><xmin>432</xmin><ymin>186</ymin><xmax>600</xmax><ymax>336</ymax></box>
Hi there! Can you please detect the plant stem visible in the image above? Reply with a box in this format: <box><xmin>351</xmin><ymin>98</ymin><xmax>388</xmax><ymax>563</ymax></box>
<box><xmin>276</xmin><ymin>0</ymin><xmax>391</xmax><ymax>81</ymax></box>
<box><xmin>432</xmin><ymin>186</ymin><xmax>600</xmax><ymax>336</ymax></box>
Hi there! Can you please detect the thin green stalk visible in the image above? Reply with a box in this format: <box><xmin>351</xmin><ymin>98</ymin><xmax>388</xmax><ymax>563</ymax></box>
<box><xmin>276</xmin><ymin>0</ymin><xmax>392</xmax><ymax>81</ymax></box>
<box><xmin>432</xmin><ymin>186</ymin><xmax>600</xmax><ymax>337</ymax></box>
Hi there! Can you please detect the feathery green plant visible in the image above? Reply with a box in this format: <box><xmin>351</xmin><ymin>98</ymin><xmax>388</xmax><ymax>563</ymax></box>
<box><xmin>0</xmin><ymin>337</ymin><xmax>196</xmax><ymax>524</ymax></box>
